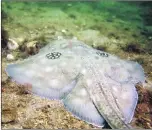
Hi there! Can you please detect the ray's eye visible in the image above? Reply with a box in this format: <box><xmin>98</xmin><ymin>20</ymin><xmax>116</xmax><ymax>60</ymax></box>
<box><xmin>46</xmin><ymin>52</ymin><xmax>62</xmax><ymax>59</ymax></box>
<box><xmin>96</xmin><ymin>52</ymin><xmax>108</xmax><ymax>57</ymax></box>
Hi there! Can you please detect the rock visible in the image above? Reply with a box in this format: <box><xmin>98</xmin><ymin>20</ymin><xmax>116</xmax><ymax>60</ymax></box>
<box><xmin>19</xmin><ymin>39</ymin><xmax>45</xmax><ymax>56</ymax></box>
<box><xmin>44</xmin><ymin>26</ymin><xmax>48</xmax><ymax>29</ymax></box>
<box><xmin>26</xmin><ymin>41</ymin><xmax>38</xmax><ymax>55</ymax></box>
<box><xmin>6</xmin><ymin>54</ymin><xmax>15</xmax><ymax>60</ymax></box>
<box><xmin>16</xmin><ymin>37</ymin><xmax>27</xmax><ymax>45</ymax></box>
<box><xmin>61</xmin><ymin>29</ymin><xmax>67</xmax><ymax>34</ymax></box>
<box><xmin>57</xmin><ymin>36</ymin><xmax>64</xmax><ymax>40</ymax></box>
<box><xmin>26</xmin><ymin>41</ymin><xmax>37</xmax><ymax>48</ymax></box>
<box><xmin>7</xmin><ymin>38</ymin><xmax>19</xmax><ymax>50</ymax></box>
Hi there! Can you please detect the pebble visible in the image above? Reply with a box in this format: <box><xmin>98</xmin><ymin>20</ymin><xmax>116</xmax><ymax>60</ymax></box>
<box><xmin>16</xmin><ymin>37</ymin><xmax>26</xmax><ymax>44</ymax></box>
<box><xmin>44</xmin><ymin>26</ymin><xmax>48</xmax><ymax>29</ymax></box>
<box><xmin>57</xmin><ymin>36</ymin><xmax>63</xmax><ymax>40</ymax></box>
<box><xmin>6</xmin><ymin>54</ymin><xmax>15</xmax><ymax>60</ymax></box>
<box><xmin>61</xmin><ymin>29</ymin><xmax>66</xmax><ymax>33</ymax></box>
<box><xmin>7</xmin><ymin>38</ymin><xmax>19</xmax><ymax>50</ymax></box>
<box><xmin>26</xmin><ymin>40</ymin><xmax>38</xmax><ymax>55</ymax></box>
<box><xmin>26</xmin><ymin>41</ymin><xmax>37</xmax><ymax>48</ymax></box>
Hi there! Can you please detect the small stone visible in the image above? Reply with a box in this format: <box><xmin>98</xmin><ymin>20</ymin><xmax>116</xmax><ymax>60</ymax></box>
<box><xmin>26</xmin><ymin>41</ymin><xmax>39</xmax><ymax>55</ymax></box>
<box><xmin>92</xmin><ymin>42</ymin><xmax>96</xmax><ymax>47</ymax></box>
<box><xmin>7</xmin><ymin>54</ymin><xmax>15</xmax><ymax>60</ymax></box>
<box><xmin>57</xmin><ymin>36</ymin><xmax>63</xmax><ymax>40</ymax></box>
<box><xmin>26</xmin><ymin>41</ymin><xmax>37</xmax><ymax>48</ymax></box>
<box><xmin>7</xmin><ymin>38</ymin><xmax>19</xmax><ymax>50</ymax></box>
<box><xmin>16</xmin><ymin>37</ymin><xmax>27</xmax><ymax>44</ymax></box>
<box><xmin>61</xmin><ymin>29</ymin><xmax>67</xmax><ymax>33</ymax></box>
<box><xmin>44</xmin><ymin>26</ymin><xmax>48</xmax><ymax>29</ymax></box>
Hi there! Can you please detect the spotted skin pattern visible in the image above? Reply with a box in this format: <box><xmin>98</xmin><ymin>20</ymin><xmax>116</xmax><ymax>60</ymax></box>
<box><xmin>5</xmin><ymin>39</ymin><xmax>145</xmax><ymax>129</ymax></box>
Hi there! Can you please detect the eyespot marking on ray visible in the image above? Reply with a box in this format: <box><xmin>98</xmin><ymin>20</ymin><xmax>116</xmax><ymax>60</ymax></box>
<box><xmin>96</xmin><ymin>51</ymin><xmax>109</xmax><ymax>57</ymax></box>
<box><xmin>5</xmin><ymin>39</ymin><xmax>145</xmax><ymax>129</ymax></box>
<box><xmin>46</xmin><ymin>52</ymin><xmax>62</xmax><ymax>59</ymax></box>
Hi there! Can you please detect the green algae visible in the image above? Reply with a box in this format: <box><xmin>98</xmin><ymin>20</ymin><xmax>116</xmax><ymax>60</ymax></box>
<box><xmin>2</xmin><ymin>1</ymin><xmax>151</xmax><ymax>47</ymax></box>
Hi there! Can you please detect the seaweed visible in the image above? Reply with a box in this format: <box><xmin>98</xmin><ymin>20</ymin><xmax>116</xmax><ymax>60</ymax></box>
<box><xmin>122</xmin><ymin>43</ymin><xmax>145</xmax><ymax>54</ymax></box>
<box><xmin>135</xmin><ymin>84</ymin><xmax>152</xmax><ymax>129</ymax></box>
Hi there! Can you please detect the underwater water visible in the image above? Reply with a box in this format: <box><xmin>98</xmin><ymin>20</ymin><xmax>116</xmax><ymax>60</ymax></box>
<box><xmin>1</xmin><ymin>1</ymin><xmax>152</xmax><ymax>129</ymax></box>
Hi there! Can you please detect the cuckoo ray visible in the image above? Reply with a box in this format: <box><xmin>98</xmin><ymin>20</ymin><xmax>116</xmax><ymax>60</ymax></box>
<box><xmin>5</xmin><ymin>39</ymin><xmax>145</xmax><ymax>128</ymax></box>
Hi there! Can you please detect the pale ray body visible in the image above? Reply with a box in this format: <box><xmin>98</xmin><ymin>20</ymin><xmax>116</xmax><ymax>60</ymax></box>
<box><xmin>6</xmin><ymin>39</ymin><xmax>145</xmax><ymax>128</ymax></box>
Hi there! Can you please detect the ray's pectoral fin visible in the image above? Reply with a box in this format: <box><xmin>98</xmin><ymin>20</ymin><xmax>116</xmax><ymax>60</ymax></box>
<box><xmin>112</xmin><ymin>83</ymin><xmax>138</xmax><ymax>124</ymax></box>
<box><xmin>5</xmin><ymin>63</ymin><xmax>81</xmax><ymax>100</ymax></box>
<box><xmin>125</xmin><ymin>60</ymin><xmax>145</xmax><ymax>84</ymax></box>
<box><xmin>30</xmin><ymin>73</ymin><xmax>82</xmax><ymax>100</ymax></box>
<box><xmin>62</xmin><ymin>80</ymin><xmax>105</xmax><ymax>127</ymax></box>
<box><xmin>6</xmin><ymin>63</ymin><xmax>31</xmax><ymax>84</ymax></box>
